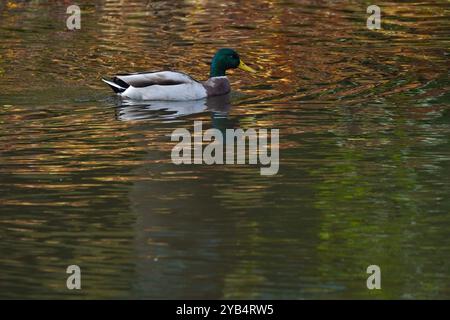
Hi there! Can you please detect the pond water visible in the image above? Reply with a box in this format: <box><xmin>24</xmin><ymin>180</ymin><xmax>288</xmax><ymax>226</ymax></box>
<box><xmin>0</xmin><ymin>0</ymin><xmax>449</xmax><ymax>299</ymax></box>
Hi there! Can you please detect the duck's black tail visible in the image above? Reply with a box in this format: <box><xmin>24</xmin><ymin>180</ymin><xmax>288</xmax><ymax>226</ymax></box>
<box><xmin>102</xmin><ymin>78</ymin><xmax>126</xmax><ymax>93</ymax></box>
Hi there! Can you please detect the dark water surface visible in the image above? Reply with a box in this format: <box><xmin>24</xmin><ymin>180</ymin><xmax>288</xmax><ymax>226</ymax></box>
<box><xmin>0</xmin><ymin>0</ymin><xmax>449</xmax><ymax>299</ymax></box>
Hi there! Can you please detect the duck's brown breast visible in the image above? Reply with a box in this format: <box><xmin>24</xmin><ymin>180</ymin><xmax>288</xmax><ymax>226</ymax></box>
<box><xmin>203</xmin><ymin>77</ymin><xmax>231</xmax><ymax>97</ymax></box>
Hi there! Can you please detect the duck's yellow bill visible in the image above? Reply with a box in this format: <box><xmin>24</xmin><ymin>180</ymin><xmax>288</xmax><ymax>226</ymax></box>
<box><xmin>238</xmin><ymin>60</ymin><xmax>257</xmax><ymax>73</ymax></box>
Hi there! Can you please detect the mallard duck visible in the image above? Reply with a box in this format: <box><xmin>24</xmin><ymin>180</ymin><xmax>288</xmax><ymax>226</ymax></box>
<box><xmin>102</xmin><ymin>48</ymin><xmax>256</xmax><ymax>101</ymax></box>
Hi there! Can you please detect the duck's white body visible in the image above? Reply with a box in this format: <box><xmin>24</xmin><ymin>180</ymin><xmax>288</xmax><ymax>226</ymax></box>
<box><xmin>124</xmin><ymin>81</ymin><xmax>207</xmax><ymax>101</ymax></box>
<box><xmin>102</xmin><ymin>71</ymin><xmax>229</xmax><ymax>101</ymax></box>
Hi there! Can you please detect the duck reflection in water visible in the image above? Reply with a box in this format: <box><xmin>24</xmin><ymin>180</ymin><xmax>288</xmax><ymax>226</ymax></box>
<box><xmin>118</xmin><ymin>93</ymin><xmax>235</xmax><ymax>298</ymax></box>
<box><xmin>114</xmin><ymin>93</ymin><xmax>233</xmax><ymax>123</ymax></box>
<box><xmin>117</xmin><ymin>92</ymin><xmax>267</xmax><ymax>298</ymax></box>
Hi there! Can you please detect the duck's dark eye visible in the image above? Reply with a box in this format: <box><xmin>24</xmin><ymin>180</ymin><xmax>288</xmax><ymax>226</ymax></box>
<box><xmin>231</xmin><ymin>54</ymin><xmax>239</xmax><ymax>60</ymax></box>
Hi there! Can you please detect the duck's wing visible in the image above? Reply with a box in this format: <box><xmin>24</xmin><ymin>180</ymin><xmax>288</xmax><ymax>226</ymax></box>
<box><xmin>113</xmin><ymin>71</ymin><xmax>198</xmax><ymax>88</ymax></box>
<box><xmin>102</xmin><ymin>71</ymin><xmax>207</xmax><ymax>100</ymax></box>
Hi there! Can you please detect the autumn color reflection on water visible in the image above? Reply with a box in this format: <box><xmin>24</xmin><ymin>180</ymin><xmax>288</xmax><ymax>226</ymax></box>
<box><xmin>0</xmin><ymin>0</ymin><xmax>449</xmax><ymax>299</ymax></box>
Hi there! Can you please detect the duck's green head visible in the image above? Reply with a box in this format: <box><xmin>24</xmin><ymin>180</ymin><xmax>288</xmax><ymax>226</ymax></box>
<box><xmin>210</xmin><ymin>48</ymin><xmax>256</xmax><ymax>77</ymax></box>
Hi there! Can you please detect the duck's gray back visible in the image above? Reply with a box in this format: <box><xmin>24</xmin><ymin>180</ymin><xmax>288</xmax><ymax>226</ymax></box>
<box><xmin>203</xmin><ymin>77</ymin><xmax>231</xmax><ymax>97</ymax></box>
